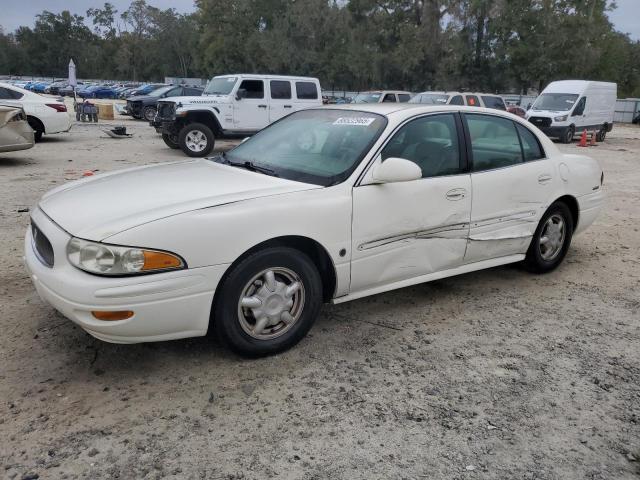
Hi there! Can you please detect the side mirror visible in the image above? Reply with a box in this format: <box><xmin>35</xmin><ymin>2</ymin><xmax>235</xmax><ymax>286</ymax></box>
<box><xmin>371</xmin><ymin>157</ymin><xmax>422</xmax><ymax>184</ymax></box>
<box><xmin>236</xmin><ymin>89</ymin><xmax>247</xmax><ymax>101</ymax></box>
<box><xmin>526</xmin><ymin>103</ymin><xmax>532</xmax><ymax>110</ymax></box>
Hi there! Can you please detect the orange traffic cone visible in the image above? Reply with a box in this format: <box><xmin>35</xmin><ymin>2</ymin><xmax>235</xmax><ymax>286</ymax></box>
<box><xmin>590</xmin><ymin>131</ymin><xmax>597</xmax><ymax>146</ymax></box>
<box><xmin>577</xmin><ymin>129</ymin><xmax>588</xmax><ymax>147</ymax></box>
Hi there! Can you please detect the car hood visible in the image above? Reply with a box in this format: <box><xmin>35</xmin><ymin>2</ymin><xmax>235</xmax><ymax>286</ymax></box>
<box><xmin>161</xmin><ymin>95</ymin><xmax>228</xmax><ymax>108</ymax></box>
<box><xmin>127</xmin><ymin>95</ymin><xmax>155</xmax><ymax>103</ymax></box>
<box><xmin>38</xmin><ymin>159</ymin><xmax>320</xmax><ymax>241</ymax></box>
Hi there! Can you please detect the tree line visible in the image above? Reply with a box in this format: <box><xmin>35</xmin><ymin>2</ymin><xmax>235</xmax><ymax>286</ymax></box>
<box><xmin>0</xmin><ymin>0</ymin><xmax>639</xmax><ymax>96</ymax></box>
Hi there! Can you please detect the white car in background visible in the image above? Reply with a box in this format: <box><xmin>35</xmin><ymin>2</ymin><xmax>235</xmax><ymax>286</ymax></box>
<box><xmin>0</xmin><ymin>82</ymin><xmax>71</xmax><ymax>141</ymax></box>
<box><xmin>25</xmin><ymin>105</ymin><xmax>604</xmax><ymax>356</ymax></box>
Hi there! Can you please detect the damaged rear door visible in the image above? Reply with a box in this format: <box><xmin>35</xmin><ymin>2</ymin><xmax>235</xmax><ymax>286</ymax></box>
<box><xmin>462</xmin><ymin>113</ymin><xmax>554</xmax><ymax>262</ymax></box>
<box><xmin>350</xmin><ymin>113</ymin><xmax>471</xmax><ymax>292</ymax></box>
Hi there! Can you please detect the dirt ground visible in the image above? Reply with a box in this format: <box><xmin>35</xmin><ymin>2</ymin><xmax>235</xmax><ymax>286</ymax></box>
<box><xmin>1</xmin><ymin>106</ymin><xmax>639</xmax><ymax>480</ymax></box>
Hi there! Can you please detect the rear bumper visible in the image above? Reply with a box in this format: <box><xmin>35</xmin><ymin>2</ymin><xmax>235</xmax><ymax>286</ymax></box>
<box><xmin>24</xmin><ymin>207</ymin><xmax>230</xmax><ymax>344</ymax></box>
<box><xmin>44</xmin><ymin>113</ymin><xmax>72</xmax><ymax>134</ymax></box>
<box><xmin>575</xmin><ymin>188</ymin><xmax>605</xmax><ymax>235</ymax></box>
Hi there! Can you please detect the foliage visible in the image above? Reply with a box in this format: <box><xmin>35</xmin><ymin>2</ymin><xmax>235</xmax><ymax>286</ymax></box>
<box><xmin>0</xmin><ymin>0</ymin><xmax>639</xmax><ymax>96</ymax></box>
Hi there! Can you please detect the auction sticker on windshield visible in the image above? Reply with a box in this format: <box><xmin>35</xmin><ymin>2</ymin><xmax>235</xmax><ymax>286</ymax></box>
<box><xmin>333</xmin><ymin>117</ymin><xmax>376</xmax><ymax>126</ymax></box>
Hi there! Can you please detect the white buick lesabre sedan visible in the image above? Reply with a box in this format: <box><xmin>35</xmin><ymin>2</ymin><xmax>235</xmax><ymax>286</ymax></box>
<box><xmin>25</xmin><ymin>105</ymin><xmax>605</xmax><ymax>356</ymax></box>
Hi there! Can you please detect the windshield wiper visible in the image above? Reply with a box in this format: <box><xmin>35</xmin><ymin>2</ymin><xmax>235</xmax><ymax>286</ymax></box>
<box><xmin>217</xmin><ymin>154</ymin><xmax>278</xmax><ymax>177</ymax></box>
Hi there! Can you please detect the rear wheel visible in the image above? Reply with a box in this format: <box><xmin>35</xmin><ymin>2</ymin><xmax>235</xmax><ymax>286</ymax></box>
<box><xmin>178</xmin><ymin>122</ymin><xmax>215</xmax><ymax>157</ymax></box>
<box><xmin>213</xmin><ymin>247</ymin><xmax>323</xmax><ymax>357</ymax></box>
<box><xmin>523</xmin><ymin>202</ymin><xmax>574</xmax><ymax>273</ymax></box>
<box><xmin>161</xmin><ymin>133</ymin><xmax>180</xmax><ymax>149</ymax></box>
<box><xmin>143</xmin><ymin>106</ymin><xmax>157</xmax><ymax>122</ymax></box>
<box><xmin>27</xmin><ymin>117</ymin><xmax>44</xmax><ymax>142</ymax></box>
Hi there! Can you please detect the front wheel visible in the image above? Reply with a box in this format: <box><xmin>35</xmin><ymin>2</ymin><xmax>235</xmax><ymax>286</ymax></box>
<box><xmin>523</xmin><ymin>202</ymin><xmax>574</xmax><ymax>273</ymax></box>
<box><xmin>596</xmin><ymin>128</ymin><xmax>606</xmax><ymax>142</ymax></box>
<box><xmin>178</xmin><ymin>122</ymin><xmax>215</xmax><ymax>157</ymax></box>
<box><xmin>213</xmin><ymin>247</ymin><xmax>323</xmax><ymax>357</ymax></box>
<box><xmin>161</xmin><ymin>133</ymin><xmax>180</xmax><ymax>149</ymax></box>
<box><xmin>143</xmin><ymin>106</ymin><xmax>157</xmax><ymax>122</ymax></box>
<box><xmin>560</xmin><ymin>126</ymin><xmax>574</xmax><ymax>144</ymax></box>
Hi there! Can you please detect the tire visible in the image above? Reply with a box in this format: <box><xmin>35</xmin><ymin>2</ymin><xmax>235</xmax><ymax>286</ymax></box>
<box><xmin>213</xmin><ymin>247</ymin><xmax>323</xmax><ymax>357</ymax></box>
<box><xmin>523</xmin><ymin>201</ymin><xmax>574</xmax><ymax>273</ymax></box>
<box><xmin>162</xmin><ymin>133</ymin><xmax>180</xmax><ymax>149</ymax></box>
<box><xmin>596</xmin><ymin>128</ymin><xmax>606</xmax><ymax>142</ymax></box>
<box><xmin>178</xmin><ymin>122</ymin><xmax>215</xmax><ymax>157</ymax></box>
<box><xmin>27</xmin><ymin>117</ymin><xmax>44</xmax><ymax>142</ymax></box>
<box><xmin>560</xmin><ymin>126</ymin><xmax>574</xmax><ymax>144</ymax></box>
<box><xmin>143</xmin><ymin>106</ymin><xmax>157</xmax><ymax>122</ymax></box>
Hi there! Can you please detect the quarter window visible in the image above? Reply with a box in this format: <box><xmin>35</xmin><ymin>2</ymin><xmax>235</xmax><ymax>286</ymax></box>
<box><xmin>296</xmin><ymin>82</ymin><xmax>318</xmax><ymax>99</ymax></box>
<box><xmin>0</xmin><ymin>87</ymin><xmax>23</xmax><ymax>99</ymax></box>
<box><xmin>465</xmin><ymin>114</ymin><xmax>523</xmax><ymax>171</ymax></box>
<box><xmin>398</xmin><ymin>94</ymin><xmax>411</xmax><ymax>102</ymax></box>
<box><xmin>238</xmin><ymin>80</ymin><xmax>264</xmax><ymax>99</ymax></box>
<box><xmin>383</xmin><ymin>94</ymin><xmax>397</xmax><ymax>103</ymax></box>
<box><xmin>449</xmin><ymin>95</ymin><xmax>464</xmax><ymax>105</ymax></box>
<box><xmin>270</xmin><ymin>80</ymin><xmax>291</xmax><ymax>99</ymax></box>
<box><xmin>516</xmin><ymin>124</ymin><xmax>544</xmax><ymax>161</ymax></box>
<box><xmin>381</xmin><ymin>113</ymin><xmax>461</xmax><ymax>178</ymax></box>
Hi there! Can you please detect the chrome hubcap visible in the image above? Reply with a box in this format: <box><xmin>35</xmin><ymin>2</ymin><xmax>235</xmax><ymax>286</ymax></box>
<box><xmin>237</xmin><ymin>268</ymin><xmax>305</xmax><ymax>340</ymax></box>
<box><xmin>185</xmin><ymin>130</ymin><xmax>207</xmax><ymax>152</ymax></box>
<box><xmin>539</xmin><ymin>214</ymin><xmax>565</xmax><ymax>261</ymax></box>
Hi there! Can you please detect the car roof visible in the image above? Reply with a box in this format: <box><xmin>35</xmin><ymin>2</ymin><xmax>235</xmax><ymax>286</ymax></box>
<box><xmin>357</xmin><ymin>90</ymin><xmax>412</xmax><ymax>95</ymax></box>
<box><xmin>415</xmin><ymin>91</ymin><xmax>503</xmax><ymax>97</ymax></box>
<box><xmin>214</xmin><ymin>74</ymin><xmax>319</xmax><ymax>81</ymax></box>
<box><xmin>318</xmin><ymin>103</ymin><xmax>515</xmax><ymax>118</ymax></box>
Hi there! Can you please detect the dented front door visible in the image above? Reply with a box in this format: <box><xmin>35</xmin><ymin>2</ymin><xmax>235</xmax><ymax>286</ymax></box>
<box><xmin>350</xmin><ymin>174</ymin><xmax>472</xmax><ymax>292</ymax></box>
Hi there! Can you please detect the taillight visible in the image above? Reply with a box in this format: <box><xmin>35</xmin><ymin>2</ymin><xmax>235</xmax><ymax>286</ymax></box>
<box><xmin>46</xmin><ymin>103</ymin><xmax>67</xmax><ymax>113</ymax></box>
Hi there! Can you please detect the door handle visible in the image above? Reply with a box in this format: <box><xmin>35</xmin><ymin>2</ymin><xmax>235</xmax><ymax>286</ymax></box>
<box><xmin>445</xmin><ymin>188</ymin><xmax>467</xmax><ymax>201</ymax></box>
<box><xmin>284</xmin><ymin>105</ymin><xmax>292</xmax><ymax>108</ymax></box>
<box><xmin>538</xmin><ymin>174</ymin><xmax>552</xmax><ymax>184</ymax></box>
<box><xmin>258</xmin><ymin>104</ymin><xmax>267</xmax><ymax>108</ymax></box>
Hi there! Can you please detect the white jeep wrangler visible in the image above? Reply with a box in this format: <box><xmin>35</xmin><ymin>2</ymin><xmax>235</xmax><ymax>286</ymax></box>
<box><xmin>153</xmin><ymin>74</ymin><xmax>323</xmax><ymax>157</ymax></box>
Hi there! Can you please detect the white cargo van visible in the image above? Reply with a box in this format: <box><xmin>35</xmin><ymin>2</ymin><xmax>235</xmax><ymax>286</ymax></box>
<box><xmin>153</xmin><ymin>74</ymin><xmax>322</xmax><ymax>157</ymax></box>
<box><xmin>525</xmin><ymin>80</ymin><xmax>616</xmax><ymax>143</ymax></box>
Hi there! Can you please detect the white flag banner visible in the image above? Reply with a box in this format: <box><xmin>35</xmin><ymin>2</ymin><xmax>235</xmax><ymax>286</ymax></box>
<box><xmin>68</xmin><ymin>59</ymin><xmax>77</xmax><ymax>87</ymax></box>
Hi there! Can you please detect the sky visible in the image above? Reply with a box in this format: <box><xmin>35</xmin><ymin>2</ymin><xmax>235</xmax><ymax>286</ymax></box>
<box><xmin>0</xmin><ymin>0</ymin><xmax>639</xmax><ymax>40</ymax></box>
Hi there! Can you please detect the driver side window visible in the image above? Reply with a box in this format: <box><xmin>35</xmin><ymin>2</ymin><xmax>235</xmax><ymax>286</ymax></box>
<box><xmin>572</xmin><ymin>97</ymin><xmax>586</xmax><ymax>116</ymax></box>
<box><xmin>381</xmin><ymin>114</ymin><xmax>462</xmax><ymax>178</ymax></box>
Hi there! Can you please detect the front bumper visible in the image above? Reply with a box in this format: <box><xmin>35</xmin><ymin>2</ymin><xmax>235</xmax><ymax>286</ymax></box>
<box><xmin>24</xmin><ymin>207</ymin><xmax>230</xmax><ymax>344</ymax></box>
<box><xmin>534</xmin><ymin>125</ymin><xmax>570</xmax><ymax>139</ymax></box>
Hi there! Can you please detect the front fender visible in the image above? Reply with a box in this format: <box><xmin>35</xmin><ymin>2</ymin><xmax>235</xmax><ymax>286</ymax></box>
<box><xmin>104</xmin><ymin>186</ymin><xmax>354</xmax><ymax>297</ymax></box>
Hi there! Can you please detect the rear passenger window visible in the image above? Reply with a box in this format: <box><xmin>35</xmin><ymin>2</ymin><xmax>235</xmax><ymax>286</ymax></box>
<box><xmin>270</xmin><ymin>80</ymin><xmax>291</xmax><ymax>99</ymax></box>
<box><xmin>296</xmin><ymin>82</ymin><xmax>318</xmax><ymax>99</ymax></box>
<box><xmin>398</xmin><ymin>94</ymin><xmax>411</xmax><ymax>102</ymax></box>
<box><xmin>383</xmin><ymin>94</ymin><xmax>397</xmax><ymax>103</ymax></box>
<box><xmin>239</xmin><ymin>80</ymin><xmax>264</xmax><ymax>99</ymax></box>
<box><xmin>449</xmin><ymin>95</ymin><xmax>464</xmax><ymax>105</ymax></box>
<box><xmin>466</xmin><ymin>95</ymin><xmax>479</xmax><ymax>106</ymax></box>
<box><xmin>465</xmin><ymin>114</ymin><xmax>523</xmax><ymax>171</ymax></box>
<box><xmin>481</xmin><ymin>96</ymin><xmax>506</xmax><ymax>110</ymax></box>
<box><xmin>381</xmin><ymin>113</ymin><xmax>461</xmax><ymax>178</ymax></box>
<box><xmin>516</xmin><ymin>124</ymin><xmax>544</xmax><ymax>161</ymax></box>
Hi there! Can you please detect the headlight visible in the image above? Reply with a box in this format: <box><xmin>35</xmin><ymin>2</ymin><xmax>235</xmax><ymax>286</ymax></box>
<box><xmin>554</xmin><ymin>115</ymin><xmax>568</xmax><ymax>122</ymax></box>
<box><xmin>67</xmin><ymin>238</ymin><xmax>185</xmax><ymax>276</ymax></box>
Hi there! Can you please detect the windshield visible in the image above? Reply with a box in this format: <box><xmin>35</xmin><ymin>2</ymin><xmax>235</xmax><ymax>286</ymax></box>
<box><xmin>408</xmin><ymin>93</ymin><xmax>450</xmax><ymax>105</ymax></box>
<box><xmin>532</xmin><ymin>93</ymin><xmax>579</xmax><ymax>111</ymax></box>
<box><xmin>353</xmin><ymin>93</ymin><xmax>382</xmax><ymax>103</ymax></box>
<box><xmin>204</xmin><ymin>77</ymin><xmax>237</xmax><ymax>95</ymax></box>
<box><xmin>218</xmin><ymin>109</ymin><xmax>388</xmax><ymax>186</ymax></box>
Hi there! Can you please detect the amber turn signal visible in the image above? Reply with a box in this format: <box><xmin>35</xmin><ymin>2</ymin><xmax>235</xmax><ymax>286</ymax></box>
<box><xmin>142</xmin><ymin>251</ymin><xmax>183</xmax><ymax>271</ymax></box>
<box><xmin>92</xmin><ymin>310</ymin><xmax>134</xmax><ymax>321</ymax></box>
